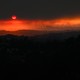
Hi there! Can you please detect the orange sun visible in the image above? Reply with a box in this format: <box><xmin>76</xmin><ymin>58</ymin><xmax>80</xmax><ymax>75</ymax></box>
<box><xmin>12</xmin><ymin>15</ymin><xmax>16</xmax><ymax>20</ymax></box>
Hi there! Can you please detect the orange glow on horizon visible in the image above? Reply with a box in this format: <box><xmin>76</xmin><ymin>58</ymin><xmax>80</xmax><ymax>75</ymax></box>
<box><xmin>0</xmin><ymin>17</ymin><xmax>80</xmax><ymax>31</ymax></box>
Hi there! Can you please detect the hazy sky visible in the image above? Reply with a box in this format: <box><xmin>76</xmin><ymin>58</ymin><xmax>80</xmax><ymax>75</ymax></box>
<box><xmin>0</xmin><ymin>0</ymin><xmax>80</xmax><ymax>31</ymax></box>
<box><xmin>0</xmin><ymin>0</ymin><xmax>80</xmax><ymax>19</ymax></box>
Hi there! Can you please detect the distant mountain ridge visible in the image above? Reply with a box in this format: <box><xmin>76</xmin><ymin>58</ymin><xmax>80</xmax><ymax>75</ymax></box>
<box><xmin>31</xmin><ymin>30</ymin><xmax>80</xmax><ymax>41</ymax></box>
<box><xmin>0</xmin><ymin>30</ymin><xmax>80</xmax><ymax>40</ymax></box>
<box><xmin>0</xmin><ymin>30</ymin><xmax>50</xmax><ymax>36</ymax></box>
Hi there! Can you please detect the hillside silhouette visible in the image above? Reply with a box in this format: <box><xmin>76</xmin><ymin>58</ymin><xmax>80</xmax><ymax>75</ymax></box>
<box><xmin>0</xmin><ymin>32</ymin><xmax>80</xmax><ymax>79</ymax></box>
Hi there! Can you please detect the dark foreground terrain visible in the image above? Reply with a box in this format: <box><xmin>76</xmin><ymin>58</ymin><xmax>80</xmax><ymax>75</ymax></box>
<box><xmin>0</xmin><ymin>34</ymin><xmax>80</xmax><ymax>79</ymax></box>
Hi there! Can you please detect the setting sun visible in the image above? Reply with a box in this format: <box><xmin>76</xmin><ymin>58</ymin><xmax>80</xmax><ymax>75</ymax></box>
<box><xmin>12</xmin><ymin>15</ymin><xmax>16</xmax><ymax>20</ymax></box>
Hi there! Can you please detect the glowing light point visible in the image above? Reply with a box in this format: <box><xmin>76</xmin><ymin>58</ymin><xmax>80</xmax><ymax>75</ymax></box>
<box><xmin>12</xmin><ymin>15</ymin><xmax>16</xmax><ymax>20</ymax></box>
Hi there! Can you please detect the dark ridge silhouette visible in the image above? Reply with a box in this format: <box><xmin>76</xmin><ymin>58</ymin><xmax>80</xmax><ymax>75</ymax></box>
<box><xmin>0</xmin><ymin>30</ymin><xmax>51</xmax><ymax>36</ymax></box>
<box><xmin>0</xmin><ymin>30</ymin><xmax>80</xmax><ymax>38</ymax></box>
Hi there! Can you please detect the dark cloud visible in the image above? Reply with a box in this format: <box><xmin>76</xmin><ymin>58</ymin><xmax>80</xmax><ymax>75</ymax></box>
<box><xmin>0</xmin><ymin>0</ymin><xmax>80</xmax><ymax>19</ymax></box>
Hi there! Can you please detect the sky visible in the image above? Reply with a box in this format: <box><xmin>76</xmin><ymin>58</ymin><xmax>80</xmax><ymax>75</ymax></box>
<box><xmin>0</xmin><ymin>0</ymin><xmax>80</xmax><ymax>19</ymax></box>
<box><xmin>0</xmin><ymin>0</ymin><xmax>80</xmax><ymax>31</ymax></box>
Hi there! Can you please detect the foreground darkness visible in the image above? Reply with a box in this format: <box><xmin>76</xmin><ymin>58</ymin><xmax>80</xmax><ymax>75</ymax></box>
<box><xmin>0</xmin><ymin>34</ymin><xmax>80</xmax><ymax>79</ymax></box>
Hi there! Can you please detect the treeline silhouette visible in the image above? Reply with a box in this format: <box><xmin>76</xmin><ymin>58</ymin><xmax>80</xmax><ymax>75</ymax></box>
<box><xmin>0</xmin><ymin>34</ymin><xmax>80</xmax><ymax>79</ymax></box>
